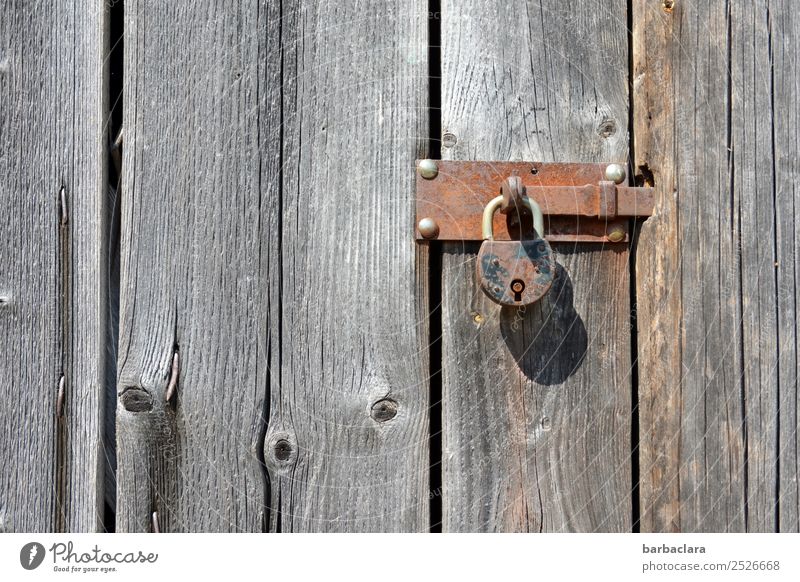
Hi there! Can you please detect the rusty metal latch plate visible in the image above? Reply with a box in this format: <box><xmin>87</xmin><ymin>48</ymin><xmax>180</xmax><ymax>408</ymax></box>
<box><xmin>415</xmin><ymin>161</ymin><xmax>655</xmax><ymax>243</ymax></box>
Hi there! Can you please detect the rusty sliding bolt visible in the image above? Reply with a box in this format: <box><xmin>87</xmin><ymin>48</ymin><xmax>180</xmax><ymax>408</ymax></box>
<box><xmin>414</xmin><ymin>161</ymin><xmax>655</xmax><ymax>243</ymax></box>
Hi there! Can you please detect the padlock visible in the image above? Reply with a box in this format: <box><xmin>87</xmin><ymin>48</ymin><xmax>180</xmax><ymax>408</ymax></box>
<box><xmin>476</xmin><ymin>194</ymin><xmax>555</xmax><ymax>306</ymax></box>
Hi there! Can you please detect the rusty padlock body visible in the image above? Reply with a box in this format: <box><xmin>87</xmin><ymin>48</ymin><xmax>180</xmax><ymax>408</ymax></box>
<box><xmin>477</xmin><ymin>195</ymin><xmax>555</xmax><ymax>306</ymax></box>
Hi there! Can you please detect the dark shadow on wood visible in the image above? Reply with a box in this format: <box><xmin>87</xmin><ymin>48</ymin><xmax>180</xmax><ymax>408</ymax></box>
<box><xmin>428</xmin><ymin>0</ymin><xmax>443</xmax><ymax>534</ymax></box>
<box><xmin>499</xmin><ymin>263</ymin><xmax>587</xmax><ymax>386</ymax></box>
<box><xmin>103</xmin><ymin>0</ymin><xmax>124</xmax><ymax>533</ymax></box>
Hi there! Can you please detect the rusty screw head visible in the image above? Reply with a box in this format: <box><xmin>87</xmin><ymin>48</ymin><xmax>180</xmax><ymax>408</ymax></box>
<box><xmin>607</xmin><ymin>226</ymin><xmax>626</xmax><ymax>243</ymax></box>
<box><xmin>418</xmin><ymin>159</ymin><xmax>439</xmax><ymax>180</ymax></box>
<box><xmin>418</xmin><ymin>217</ymin><xmax>439</xmax><ymax>239</ymax></box>
<box><xmin>605</xmin><ymin>163</ymin><xmax>626</xmax><ymax>185</ymax></box>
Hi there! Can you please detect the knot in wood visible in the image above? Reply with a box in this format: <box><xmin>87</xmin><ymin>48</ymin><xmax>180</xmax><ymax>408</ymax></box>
<box><xmin>597</xmin><ymin>119</ymin><xmax>617</xmax><ymax>138</ymax></box>
<box><xmin>274</xmin><ymin>439</ymin><xmax>293</xmax><ymax>461</ymax></box>
<box><xmin>370</xmin><ymin>398</ymin><xmax>398</xmax><ymax>422</ymax></box>
<box><xmin>119</xmin><ymin>386</ymin><xmax>153</xmax><ymax>412</ymax></box>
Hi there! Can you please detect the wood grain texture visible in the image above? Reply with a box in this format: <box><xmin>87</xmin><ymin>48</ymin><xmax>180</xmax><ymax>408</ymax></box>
<box><xmin>0</xmin><ymin>2</ymin><xmax>107</xmax><ymax>532</ymax></box>
<box><xmin>440</xmin><ymin>0</ymin><xmax>632</xmax><ymax>532</ymax></box>
<box><xmin>634</xmin><ymin>0</ymin><xmax>799</xmax><ymax>531</ymax></box>
<box><xmin>773</xmin><ymin>0</ymin><xmax>800</xmax><ymax>533</ymax></box>
<box><xmin>118</xmin><ymin>0</ymin><xmax>430</xmax><ymax>532</ymax></box>
<box><xmin>116</xmin><ymin>0</ymin><xmax>277</xmax><ymax>532</ymax></box>
<box><xmin>266</xmin><ymin>0</ymin><xmax>430</xmax><ymax>532</ymax></box>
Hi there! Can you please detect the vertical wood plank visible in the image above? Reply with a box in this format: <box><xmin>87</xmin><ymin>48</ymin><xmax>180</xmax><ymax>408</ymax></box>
<box><xmin>117</xmin><ymin>0</ymin><xmax>278</xmax><ymax>532</ymax></box>
<box><xmin>0</xmin><ymin>2</ymin><xmax>107</xmax><ymax>532</ymax></box>
<box><xmin>118</xmin><ymin>0</ymin><xmax>429</xmax><ymax>532</ymax></box>
<box><xmin>733</xmin><ymin>0</ymin><xmax>778</xmax><ymax>533</ymax></box>
<box><xmin>634</xmin><ymin>0</ymin><xmax>799</xmax><ymax>531</ymax></box>
<box><xmin>631</xmin><ymin>0</ymin><xmax>692</xmax><ymax>534</ymax></box>
<box><xmin>773</xmin><ymin>0</ymin><xmax>800</xmax><ymax>533</ymax></box>
<box><xmin>266</xmin><ymin>0</ymin><xmax>430</xmax><ymax>532</ymax></box>
<box><xmin>440</xmin><ymin>0</ymin><xmax>632</xmax><ymax>532</ymax></box>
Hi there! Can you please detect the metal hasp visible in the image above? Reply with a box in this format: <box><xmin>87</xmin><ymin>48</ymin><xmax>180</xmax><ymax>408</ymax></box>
<box><xmin>415</xmin><ymin>160</ymin><xmax>655</xmax><ymax>243</ymax></box>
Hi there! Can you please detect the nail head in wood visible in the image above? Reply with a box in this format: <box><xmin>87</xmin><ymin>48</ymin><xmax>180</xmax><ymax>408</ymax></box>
<box><xmin>56</xmin><ymin>376</ymin><xmax>65</xmax><ymax>417</ymax></box>
<box><xmin>59</xmin><ymin>186</ymin><xmax>68</xmax><ymax>226</ymax></box>
<box><xmin>604</xmin><ymin>164</ymin><xmax>626</xmax><ymax>185</ymax></box>
<box><xmin>165</xmin><ymin>351</ymin><xmax>179</xmax><ymax>403</ymax></box>
<box><xmin>418</xmin><ymin>159</ymin><xmax>438</xmax><ymax>180</ymax></box>
<box><xmin>418</xmin><ymin>217</ymin><xmax>439</xmax><ymax>239</ymax></box>
<box><xmin>607</xmin><ymin>226</ymin><xmax>626</xmax><ymax>243</ymax></box>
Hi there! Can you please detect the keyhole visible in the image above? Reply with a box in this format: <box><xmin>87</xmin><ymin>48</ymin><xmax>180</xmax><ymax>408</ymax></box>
<box><xmin>511</xmin><ymin>279</ymin><xmax>525</xmax><ymax>302</ymax></box>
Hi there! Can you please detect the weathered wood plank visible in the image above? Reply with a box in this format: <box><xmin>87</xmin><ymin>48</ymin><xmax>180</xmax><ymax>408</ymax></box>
<box><xmin>634</xmin><ymin>0</ymin><xmax>799</xmax><ymax>531</ymax></box>
<box><xmin>631</xmin><ymin>0</ymin><xmax>685</xmax><ymax>534</ymax></box>
<box><xmin>265</xmin><ymin>0</ymin><xmax>430</xmax><ymax>532</ymax></box>
<box><xmin>118</xmin><ymin>0</ymin><xmax>429</xmax><ymax>532</ymax></box>
<box><xmin>733</xmin><ymin>0</ymin><xmax>779</xmax><ymax>533</ymax></box>
<box><xmin>116</xmin><ymin>0</ymin><xmax>278</xmax><ymax>532</ymax></box>
<box><xmin>773</xmin><ymin>0</ymin><xmax>800</xmax><ymax>533</ymax></box>
<box><xmin>440</xmin><ymin>0</ymin><xmax>632</xmax><ymax>532</ymax></box>
<box><xmin>0</xmin><ymin>2</ymin><xmax>107</xmax><ymax>531</ymax></box>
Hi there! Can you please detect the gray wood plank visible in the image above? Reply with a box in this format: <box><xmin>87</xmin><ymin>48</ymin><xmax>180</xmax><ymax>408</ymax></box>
<box><xmin>265</xmin><ymin>0</ymin><xmax>430</xmax><ymax>532</ymax></box>
<box><xmin>440</xmin><ymin>0</ymin><xmax>632</xmax><ymax>532</ymax></box>
<box><xmin>0</xmin><ymin>2</ymin><xmax>107</xmax><ymax>531</ymax></box>
<box><xmin>733</xmin><ymin>0</ymin><xmax>779</xmax><ymax>533</ymax></box>
<box><xmin>118</xmin><ymin>0</ymin><xmax>429</xmax><ymax>532</ymax></box>
<box><xmin>634</xmin><ymin>0</ymin><xmax>798</xmax><ymax>531</ymax></box>
<box><xmin>116</xmin><ymin>0</ymin><xmax>278</xmax><ymax>532</ymax></box>
<box><xmin>773</xmin><ymin>0</ymin><xmax>800</xmax><ymax>533</ymax></box>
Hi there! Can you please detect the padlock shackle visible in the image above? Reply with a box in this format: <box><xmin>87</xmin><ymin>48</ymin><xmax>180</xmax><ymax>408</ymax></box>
<box><xmin>481</xmin><ymin>195</ymin><xmax>544</xmax><ymax>240</ymax></box>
